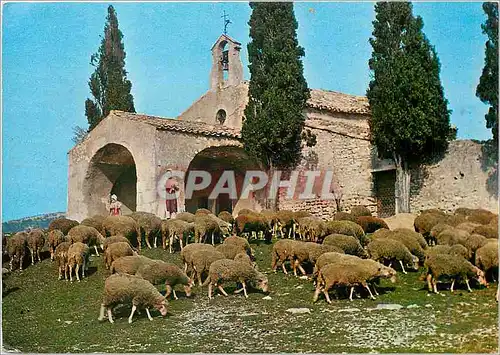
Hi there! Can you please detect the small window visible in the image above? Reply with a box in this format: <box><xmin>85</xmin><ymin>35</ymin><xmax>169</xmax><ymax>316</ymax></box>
<box><xmin>216</xmin><ymin>109</ymin><xmax>227</xmax><ymax>125</ymax></box>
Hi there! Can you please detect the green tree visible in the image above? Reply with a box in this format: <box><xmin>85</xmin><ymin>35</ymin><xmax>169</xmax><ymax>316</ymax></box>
<box><xmin>476</xmin><ymin>2</ymin><xmax>498</xmax><ymax>145</ymax></box>
<box><xmin>85</xmin><ymin>5</ymin><xmax>135</xmax><ymax>131</ymax></box>
<box><xmin>242</xmin><ymin>2</ymin><xmax>310</xmax><ymax>178</ymax></box>
<box><xmin>367</xmin><ymin>1</ymin><xmax>452</xmax><ymax>213</ymax></box>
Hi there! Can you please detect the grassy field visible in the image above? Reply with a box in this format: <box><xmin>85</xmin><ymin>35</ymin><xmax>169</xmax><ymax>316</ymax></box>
<box><xmin>2</xmin><ymin>241</ymin><xmax>498</xmax><ymax>353</ymax></box>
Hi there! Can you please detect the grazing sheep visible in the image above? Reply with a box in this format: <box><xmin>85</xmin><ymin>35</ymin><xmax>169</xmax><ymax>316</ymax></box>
<box><xmin>195</xmin><ymin>208</ymin><xmax>212</xmax><ymax>216</ymax></box>
<box><xmin>176</xmin><ymin>212</ymin><xmax>196</xmax><ymax>223</ymax></box>
<box><xmin>472</xmin><ymin>224</ymin><xmax>498</xmax><ymax>239</ymax></box>
<box><xmin>161</xmin><ymin>219</ymin><xmax>194</xmax><ymax>253</ymax></box>
<box><xmin>425</xmin><ymin>244</ymin><xmax>470</xmax><ymax>260</ymax></box>
<box><xmin>110</xmin><ymin>255</ymin><xmax>156</xmax><ymax>275</ymax></box>
<box><xmin>275</xmin><ymin>210</ymin><xmax>297</xmax><ymax>238</ymax></box>
<box><xmin>102</xmin><ymin>216</ymin><xmax>142</xmax><ymax>251</ymax></box>
<box><xmin>332</xmin><ymin>212</ymin><xmax>357</xmax><ymax>222</ymax></box>
<box><xmin>207</xmin><ymin>214</ymin><xmax>232</xmax><ymax>240</ymax></box>
<box><xmin>435</xmin><ymin>228</ymin><xmax>470</xmax><ymax>246</ymax></box>
<box><xmin>80</xmin><ymin>215</ymin><xmax>106</xmax><ymax>235</ymax></box>
<box><xmin>7</xmin><ymin>232</ymin><xmax>27</xmax><ymax>271</ymax></box>
<box><xmin>128</xmin><ymin>212</ymin><xmax>162</xmax><ymax>249</ymax></box>
<box><xmin>414</xmin><ymin>213</ymin><xmax>443</xmax><ymax>239</ymax></box>
<box><xmin>454</xmin><ymin>207</ymin><xmax>475</xmax><ymax>216</ymax></box>
<box><xmin>322</xmin><ymin>234</ymin><xmax>367</xmax><ymax>258</ymax></box>
<box><xmin>393</xmin><ymin>228</ymin><xmax>428</xmax><ymax>250</ymax></box>
<box><xmin>223</xmin><ymin>235</ymin><xmax>252</xmax><ymax>257</ymax></box>
<box><xmin>98</xmin><ymin>273</ymin><xmax>168</xmax><ymax>324</ymax></box>
<box><xmin>350</xmin><ymin>205</ymin><xmax>372</xmax><ymax>217</ymax></box>
<box><xmin>190</xmin><ymin>249</ymin><xmax>227</xmax><ymax>286</ymax></box>
<box><xmin>384</xmin><ymin>230</ymin><xmax>426</xmax><ymax>264</ymax></box>
<box><xmin>104</xmin><ymin>242</ymin><xmax>136</xmax><ymax>270</ymax></box>
<box><xmin>290</xmin><ymin>241</ymin><xmax>333</xmax><ymax>276</ymax></box>
<box><xmin>455</xmin><ymin>222</ymin><xmax>482</xmax><ymax>234</ymax></box>
<box><xmin>216</xmin><ymin>243</ymin><xmax>247</xmax><ymax>260</ymax></box>
<box><xmin>461</xmin><ymin>234</ymin><xmax>489</xmax><ymax>260</ymax></box>
<box><xmin>54</xmin><ymin>241</ymin><xmax>71</xmax><ymax>280</ymax></box>
<box><xmin>135</xmin><ymin>261</ymin><xmax>193</xmax><ymax>300</ymax></box>
<box><xmin>428</xmin><ymin>223</ymin><xmax>453</xmax><ymax>246</ymax></box>
<box><xmin>356</xmin><ymin>216</ymin><xmax>389</xmax><ymax>233</ymax></box>
<box><xmin>67</xmin><ymin>242</ymin><xmax>90</xmax><ymax>282</ymax></box>
<box><xmin>325</xmin><ymin>221</ymin><xmax>367</xmax><ymax>245</ymax></box>
<box><xmin>308</xmin><ymin>244</ymin><xmax>344</xmax><ymax>265</ymax></box>
<box><xmin>467</xmin><ymin>209</ymin><xmax>496</xmax><ymax>225</ymax></box>
<box><xmin>103</xmin><ymin>235</ymin><xmax>132</xmax><ymax>251</ymax></box>
<box><xmin>27</xmin><ymin>228</ymin><xmax>46</xmax><ymax>265</ymax></box>
<box><xmin>313</xmin><ymin>252</ymin><xmax>355</xmax><ymax>279</ymax></box>
<box><xmin>180</xmin><ymin>243</ymin><xmax>215</xmax><ymax>275</ymax></box>
<box><xmin>48</xmin><ymin>218</ymin><xmax>79</xmax><ymax>235</ymax></box>
<box><xmin>67</xmin><ymin>225</ymin><xmax>106</xmax><ymax>256</ymax></box>
<box><xmin>424</xmin><ymin>253</ymin><xmax>487</xmax><ymax>293</ymax></box>
<box><xmin>218</xmin><ymin>211</ymin><xmax>234</xmax><ymax>226</ymax></box>
<box><xmin>313</xmin><ymin>260</ymin><xmax>396</xmax><ymax>303</ymax></box>
<box><xmin>443</xmin><ymin>214</ymin><xmax>467</xmax><ymax>227</ymax></box>
<box><xmin>234</xmin><ymin>213</ymin><xmax>269</xmax><ymax>241</ymax></box>
<box><xmin>260</xmin><ymin>209</ymin><xmax>279</xmax><ymax>239</ymax></box>
<box><xmin>47</xmin><ymin>229</ymin><xmax>66</xmax><ymax>261</ymax></box>
<box><xmin>296</xmin><ymin>217</ymin><xmax>327</xmax><ymax>242</ymax></box>
<box><xmin>475</xmin><ymin>241</ymin><xmax>499</xmax><ymax>282</ymax></box>
<box><xmin>367</xmin><ymin>238</ymin><xmax>419</xmax><ymax>274</ymax></box>
<box><xmin>234</xmin><ymin>252</ymin><xmax>254</xmax><ymax>266</ymax></box>
<box><xmin>271</xmin><ymin>239</ymin><xmax>300</xmax><ymax>274</ymax></box>
<box><xmin>202</xmin><ymin>259</ymin><xmax>269</xmax><ymax>299</ymax></box>
<box><xmin>194</xmin><ymin>215</ymin><xmax>222</xmax><ymax>245</ymax></box>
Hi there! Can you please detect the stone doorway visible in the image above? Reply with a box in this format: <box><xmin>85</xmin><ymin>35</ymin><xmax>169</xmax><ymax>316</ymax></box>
<box><xmin>373</xmin><ymin>169</ymin><xmax>396</xmax><ymax>218</ymax></box>
<box><xmin>83</xmin><ymin>143</ymin><xmax>137</xmax><ymax>216</ymax></box>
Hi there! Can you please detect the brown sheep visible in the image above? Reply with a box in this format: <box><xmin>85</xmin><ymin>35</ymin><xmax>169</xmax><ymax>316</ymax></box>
<box><xmin>104</xmin><ymin>242</ymin><xmax>136</xmax><ymax>269</ymax></box>
<box><xmin>48</xmin><ymin>218</ymin><xmax>79</xmax><ymax>235</ymax></box>
<box><xmin>180</xmin><ymin>243</ymin><xmax>215</xmax><ymax>275</ymax></box>
<box><xmin>102</xmin><ymin>215</ymin><xmax>142</xmax><ymax>250</ymax></box>
<box><xmin>7</xmin><ymin>232</ymin><xmax>27</xmax><ymax>271</ymax></box>
<box><xmin>271</xmin><ymin>239</ymin><xmax>300</xmax><ymax>275</ymax></box>
<box><xmin>67</xmin><ymin>242</ymin><xmax>90</xmax><ymax>282</ymax></box>
<box><xmin>47</xmin><ymin>229</ymin><xmax>66</xmax><ymax>261</ymax></box>
<box><xmin>27</xmin><ymin>228</ymin><xmax>46</xmax><ymax>265</ymax></box>
<box><xmin>190</xmin><ymin>249</ymin><xmax>227</xmax><ymax>286</ymax></box>
<box><xmin>67</xmin><ymin>225</ymin><xmax>106</xmax><ymax>256</ymax></box>
<box><xmin>103</xmin><ymin>235</ymin><xmax>132</xmax><ymax>252</ymax></box>
<box><xmin>55</xmin><ymin>241</ymin><xmax>72</xmax><ymax>280</ymax></box>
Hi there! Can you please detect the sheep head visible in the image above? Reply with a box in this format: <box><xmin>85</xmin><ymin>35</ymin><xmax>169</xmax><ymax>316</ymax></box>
<box><xmin>473</xmin><ymin>266</ymin><xmax>488</xmax><ymax>287</ymax></box>
<box><xmin>154</xmin><ymin>297</ymin><xmax>168</xmax><ymax>316</ymax></box>
<box><xmin>254</xmin><ymin>273</ymin><xmax>269</xmax><ymax>293</ymax></box>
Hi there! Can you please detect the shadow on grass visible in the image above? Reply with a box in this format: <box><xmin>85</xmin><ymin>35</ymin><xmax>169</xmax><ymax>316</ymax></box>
<box><xmin>2</xmin><ymin>286</ymin><xmax>20</xmax><ymax>297</ymax></box>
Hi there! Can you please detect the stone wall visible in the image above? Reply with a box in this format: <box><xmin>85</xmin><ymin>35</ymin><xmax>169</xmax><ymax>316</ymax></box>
<box><xmin>410</xmin><ymin>140</ymin><xmax>498</xmax><ymax>213</ymax></box>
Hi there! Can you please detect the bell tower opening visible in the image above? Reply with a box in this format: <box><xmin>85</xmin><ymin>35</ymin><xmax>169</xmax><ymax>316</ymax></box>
<box><xmin>210</xmin><ymin>34</ymin><xmax>243</xmax><ymax>90</ymax></box>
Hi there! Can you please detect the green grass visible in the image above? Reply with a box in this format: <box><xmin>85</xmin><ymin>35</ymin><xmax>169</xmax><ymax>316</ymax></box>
<box><xmin>2</xmin><ymin>241</ymin><xmax>498</xmax><ymax>353</ymax></box>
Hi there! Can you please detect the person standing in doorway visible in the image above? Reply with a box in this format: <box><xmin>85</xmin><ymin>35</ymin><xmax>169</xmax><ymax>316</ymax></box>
<box><xmin>165</xmin><ymin>171</ymin><xmax>179</xmax><ymax>219</ymax></box>
<box><xmin>109</xmin><ymin>194</ymin><xmax>122</xmax><ymax>216</ymax></box>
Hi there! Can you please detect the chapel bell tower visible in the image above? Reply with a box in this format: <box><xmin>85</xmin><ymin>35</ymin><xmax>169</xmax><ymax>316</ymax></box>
<box><xmin>210</xmin><ymin>34</ymin><xmax>244</xmax><ymax>90</ymax></box>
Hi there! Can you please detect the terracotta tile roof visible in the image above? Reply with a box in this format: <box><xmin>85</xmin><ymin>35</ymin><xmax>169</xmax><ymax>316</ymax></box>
<box><xmin>111</xmin><ymin>111</ymin><xmax>241</xmax><ymax>139</ymax></box>
<box><xmin>308</xmin><ymin>89</ymin><xmax>370</xmax><ymax>114</ymax></box>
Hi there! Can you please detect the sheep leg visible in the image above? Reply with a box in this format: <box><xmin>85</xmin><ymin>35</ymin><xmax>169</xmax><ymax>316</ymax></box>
<box><xmin>281</xmin><ymin>263</ymin><xmax>288</xmax><ymax>275</ymax></box>
<box><xmin>58</xmin><ymin>266</ymin><xmax>63</xmax><ymax>280</ymax></box>
<box><xmin>145</xmin><ymin>308</ymin><xmax>153</xmax><ymax>321</ymax></box>
<box><xmin>313</xmin><ymin>286</ymin><xmax>321</xmax><ymax>302</ymax></box>
<box><xmin>372</xmin><ymin>283</ymin><xmax>380</xmax><ymax>296</ymax></box>
<box><xmin>165</xmin><ymin>285</ymin><xmax>172</xmax><ymax>299</ymax></box>
<box><xmin>197</xmin><ymin>272</ymin><xmax>203</xmax><ymax>287</ymax></box>
<box><xmin>94</xmin><ymin>245</ymin><xmax>99</xmax><ymax>257</ymax></box>
<box><xmin>98</xmin><ymin>304</ymin><xmax>105</xmax><ymax>321</ymax></box>
<box><xmin>218</xmin><ymin>285</ymin><xmax>229</xmax><ymax>297</ymax></box>
<box><xmin>298</xmin><ymin>263</ymin><xmax>307</xmax><ymax>276</ymax></box>
<box><xmin>169</xmin><ymin>235</ymin><xmax>174</xmax><ymax>254</ymax></box>
<box><xmin>465</xmin><ymin>278</ymin><xmax>473</xmax><ymax>292</ymax></box>
<box><xmin>145</xmin><ymin>232</ymin><xmax>152</xmax><ymax>249</ymax></box>
<box><xmin>432</xmin><ymin>278</ymin><xmax>439</xmax><ymax>294</ymax></box>
<box><xmin>172</xmin><ymin>289</ymin><xmax>178</xmax><ymax>300</ymax></box>
<box><xmin>323</xmin><ymin>289</ymin><xmax>332</xmax><ymax>304</ymax></box>
<box><xmin>30</xmin><ymin>249</ymin><xmax>35</xmax><ymax>265</ymax></box>
<box><xmin>211</xmin><ymin>232</ymin><xmax>215</xmax><ymax>246</ymax></box>
<box><xmin>9</xmin><ymin>259</ymin><xmax>13</xmax><ymax>272</ymax></box>
<box><xmin>75</xmin><ymin>264</ymin><xmax>81</xmax><ymax>282</ymax></box>
<box><xmin>208</xmin><ymin>283</ymin><xmax>213</xmax><ymax>300</ymax></box>
<box><xmin>349</xmin><ymin>287</ymin><xmax>355</xmax><ymax>301</ymax></box>
<box><xmin>450</xmin><ymin>279</ymin><xmax>455</xmax><ymax>293</ymax></box>
<box><xmin>388</xmin><ymin>261</ymin><xmax>392</xmax><ymax>268</ymax></box>
<box><xmin>50</xmin><ymin>249</ymin><xmax>54</xmax><ymax>261</ymax></box>
<box><xmin>107</xmin><ymin>308</ymin><xmax>114</xmax><ymax>323</ymax></box>
<box><xmin>154</xmin><ymin>235</ymin><xmax>158</xmax><ymax>249</ymax></box>
<box><xmin>399</xmin><ymin>260</ymin><xmax>407</xmax><ymax>274</ymax></box>
<box><xmin>128</xmin><ymin>305</ymin><xmax>137</xmax><ymax>323</ymax></box>
<box><xmin>37</xmin><ymin>249</ymin><xmax>42</xmax><ymax>263</ymax></box>
<box><xmin>426</xmin><ymin>274</ymin><xmax>433</xmax><ymax>292</ymax></box>
<box><xmin>69</xmin><ymin>265</ymin><xmax>73</xmax><ymax>282</ymax></box>
<box><xmin>179</xmin><ymin>237</ymin><xmax>184</xmax><ymax>250</ymax></box>
<box><xmin>363</xmin><ymin>283</ymin><xmax>376</xmax><ymax>300</ymax></box>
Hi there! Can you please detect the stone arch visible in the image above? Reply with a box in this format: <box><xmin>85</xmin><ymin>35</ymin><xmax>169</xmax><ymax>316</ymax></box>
<box><xmin>83</xmin><ymin>143</ymin><xmax>137</xmax><ymax>216</ymax></box>
<box><xmin>216</xmin><ymin>109</ymin><xmax>227</xmax><ymax>125</ymax></box>
<box><xmin>184</xmin><ymin>145</ymin><xmax>263</xmax><ymax>215</ymax></box>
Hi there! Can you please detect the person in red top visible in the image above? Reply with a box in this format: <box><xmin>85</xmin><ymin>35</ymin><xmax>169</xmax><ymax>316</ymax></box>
<box><xmin>165</xmin><ymin>174</ymin><xmax>179</xmax><ymax>219</ymax></box>
<box><xmin>109</xmin><ymin>194</ymin><xmax>122</xmax><ymax>216</ymax></box>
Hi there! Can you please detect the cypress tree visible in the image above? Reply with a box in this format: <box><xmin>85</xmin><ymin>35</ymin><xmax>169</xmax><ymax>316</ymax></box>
<box><xmin>85</xmin><ymin>5</ymin><xmax>135</xmax><ymax>131</ymax></box>
<box><xmin>476</xmin><ymin>2</ymin><xmax>498</xmax><ymax>145</ymax></box>
<box><xmin>367</xmin><ymin>1</ymin><xmax>452</xmax><ymax>213</ymax></box>
<box><xmin>242</xmin><ymin>2</ymin><xmax>310</xmax><ymax>174</ymax></box>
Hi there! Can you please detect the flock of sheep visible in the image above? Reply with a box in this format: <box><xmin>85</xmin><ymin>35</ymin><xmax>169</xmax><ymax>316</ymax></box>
<box><xmin>2</xmin><ymin>205</ymin><xmax>499</xmax><ymax>324</ymax></box>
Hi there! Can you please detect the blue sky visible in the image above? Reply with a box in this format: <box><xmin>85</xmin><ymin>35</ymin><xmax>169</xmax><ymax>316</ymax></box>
<box><xmin>2</xmin><ymin>2</ymin><xmax>493</xmax><ymax>221</ymax></box>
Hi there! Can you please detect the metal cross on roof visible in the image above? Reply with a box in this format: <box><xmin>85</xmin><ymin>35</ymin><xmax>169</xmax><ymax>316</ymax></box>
<box><xmin>221</xmin><ymin>10</ymin><xmax>232</xmax><ymax>35</ymax></box>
